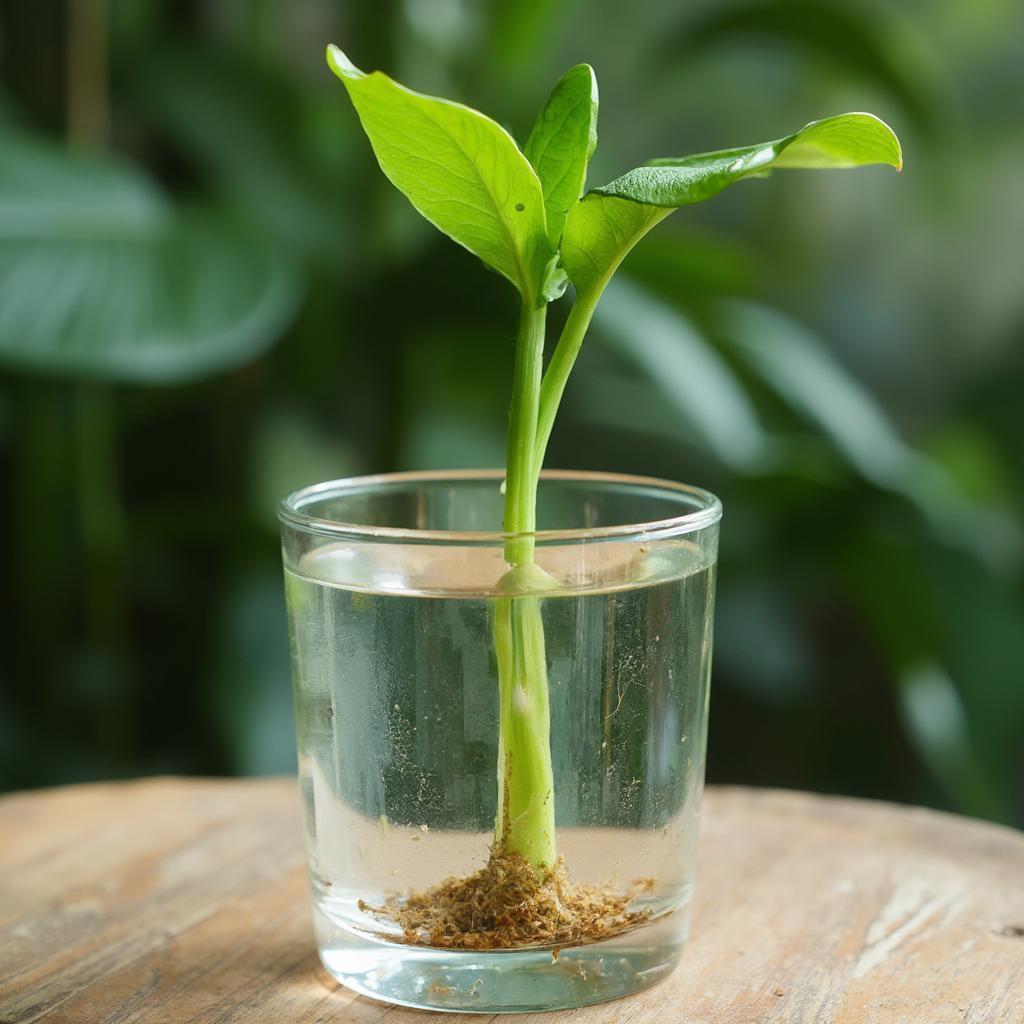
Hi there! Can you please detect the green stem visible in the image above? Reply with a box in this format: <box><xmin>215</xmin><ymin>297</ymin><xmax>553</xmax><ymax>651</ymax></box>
<box><xmin>493</xmin><ymin>594</ymin><xmax>555</xmax><ymax>866</ymax></box>
<box><xmin>493</xmin><ymin>301</ymin><xmax>557</xmax><ymax>869</ymax></box>
<box><xmin>533</xmin><ymin>285</ymin><xmax>602</xmax><ymax>472</ymax></box>
<box><xmin>502</xmin><ymin>302</ymin><xmax>547</xmax><ymax>563</ymax></box>
<box><xmin>534</xmin><ymin>208</ymin><xmax>674</xmax><ymax>470</ymax></box>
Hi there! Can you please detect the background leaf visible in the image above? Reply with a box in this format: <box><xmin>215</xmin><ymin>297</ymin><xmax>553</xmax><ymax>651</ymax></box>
<box><xmin>898</xmin><ymin>662</ymin><xmax>1002</xmax><ymax>820</ymax></box>
<box><xmin>715</xmin><ymin>299</ymin><xmax>1022</xmax><ymax>567</ymax></box>
<box><xmin>486</xmin><ymin>0</ymin><xmax>579</xmax><ymax>73</ymax></box>
<box><xmin>665</xmin><ymin>0</ymin><xmax>947</xmax><ymax>141</ymax></box>
<box><xmin>0</xmin><ymin>125</ymin><xmax>165</xmax><ymax>236</ymax></box>
<box><xmin>592</xmin><ymin>278</ymin><xmax>768</xmax><ymax>471</ymax></box>
<box><xmin>134</xmin><ymin>43</ymin><xmax>354</xmax><ymax>265</ymax></box>
<box><xmin>0</xmin><ymin>127</ymin><xmax>299</xmax><ymax>383</ymax></box>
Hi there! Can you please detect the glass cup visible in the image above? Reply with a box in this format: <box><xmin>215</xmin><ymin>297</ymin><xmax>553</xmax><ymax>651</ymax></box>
<box><xmin>279</xmin><ymin>470</ymin><xmax>721</xmax><ymax>1012</ymax></box>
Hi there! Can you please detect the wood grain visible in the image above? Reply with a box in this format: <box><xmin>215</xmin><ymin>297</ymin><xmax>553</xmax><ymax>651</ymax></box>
<box><xmin>1</xmin><ymin>778</ymin><xmax>1022</xmax><ymax>1023</ymax></box>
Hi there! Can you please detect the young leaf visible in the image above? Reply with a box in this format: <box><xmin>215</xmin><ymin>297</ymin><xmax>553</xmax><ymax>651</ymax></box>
<box><xmin>560</xmin><ymin>198</ymin><xmax>671</xmax><ymax>295</ymax></box>
<box><xmin>562</xmin><ymin>111</ymin><xmax>902</xmax><ymax>293</ymax></box>
<box><xmin>326</xmin><ymin>45</ymin><xmax>551</xmax><ymax>302</ymax></box>
<box><xmin>524</xmin><ymin>63</ymin><xmax>598</xmax><ymax>249</ymax></box>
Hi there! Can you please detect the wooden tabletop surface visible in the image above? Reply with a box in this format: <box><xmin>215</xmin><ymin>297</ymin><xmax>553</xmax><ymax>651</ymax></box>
<box><xmin>1</xmin><ymin>778</ymin><xmax>1022</xmax><ymax>1023</ymax></box>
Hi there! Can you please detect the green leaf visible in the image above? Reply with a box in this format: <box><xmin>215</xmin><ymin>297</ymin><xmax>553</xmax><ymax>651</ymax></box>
<box><xmin>524</xmin><ymin>63</ymin><xmax>598</xmax><ymax>249</ymax></box>
<box><xmin>0</xmin><ymin>127</ymin><xmax>299</xmax><ymax>383</ymax></box>
<box><xmin>562</xmin><ymin>112</ymin><xmax>901</xmax><ymax>293</ymax></box>
<box><xmin>561</xmin><ymin>197</ymin><xmax>669</xmax><ymax>295</ymax></box>
<box><xmin>326</xmin><ymin>45</ymin><xmax>551</xmax><ymax>302</ymax></box>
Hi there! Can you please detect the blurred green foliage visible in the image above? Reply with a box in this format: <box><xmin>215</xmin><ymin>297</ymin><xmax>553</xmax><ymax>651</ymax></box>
<box><xmin>1</xmin><ymin>0</ymin><xmax>1021</xmax><ymax>824</ymax></box>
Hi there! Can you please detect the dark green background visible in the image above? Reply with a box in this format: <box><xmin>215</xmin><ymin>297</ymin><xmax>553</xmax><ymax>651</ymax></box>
<box><xmin>1</xmin><ymin>0</ymin><xmax>1021</xmax><ymax>825</ymax></box>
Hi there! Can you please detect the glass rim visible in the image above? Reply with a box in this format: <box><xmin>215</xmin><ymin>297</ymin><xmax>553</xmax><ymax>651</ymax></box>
<box><xmin>278</xmin><ymin>469</ymin><xmax>722</xmax><ymax>544</ymax></box>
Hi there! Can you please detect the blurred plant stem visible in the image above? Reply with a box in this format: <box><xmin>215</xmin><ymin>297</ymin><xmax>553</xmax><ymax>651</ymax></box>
<box><xmin>14</xmin><ymin>386</ymin><xmax>68</xmax><ymax>715</ymax></box>
<box><xmin>67</xmin><ymin>0</ymin><xmax>108</xmax><ymax>149</ymax></box>
<box><xmin>67</xmin><ymin>0</ymin><xmax>132</xmax><ymax>756</ymax></box>
<box><xmin>73</xmin><ymin>384</ymin><xmax>126</xmax><ymax>654</ymax></box>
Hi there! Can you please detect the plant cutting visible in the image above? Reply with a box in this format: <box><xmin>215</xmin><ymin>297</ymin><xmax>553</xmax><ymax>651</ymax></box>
<box><xmin>278</xmin><ymin>46</ymin><xmax>901</xmax><ymax>1012</ymax></box>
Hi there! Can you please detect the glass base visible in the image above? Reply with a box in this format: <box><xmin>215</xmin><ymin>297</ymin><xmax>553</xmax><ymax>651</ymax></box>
<box><xmin>315</xmin><ymin>902</ymin><xmax>688</xmax><ymax>1013</ymax></box>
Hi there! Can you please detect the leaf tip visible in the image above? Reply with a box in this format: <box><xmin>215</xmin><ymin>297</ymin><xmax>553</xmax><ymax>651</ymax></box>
<box><xmin>567</xmin><ymin>62</ymin><xmax>599</xmax><ymax>104</ymax></box>
<box><xmin>326</xmin><ymin>44</ymin><xmax>362</xmax><ymax>81</ymax></box>
<box><xmin>857</xmin><ymin>111</ymin><xmax>904</xmax><ymax>172</ymax></box>
<box><xmin>879</xmin><ymin>116</ymin><xmax>904</xmax><ymax>172</ymax></box>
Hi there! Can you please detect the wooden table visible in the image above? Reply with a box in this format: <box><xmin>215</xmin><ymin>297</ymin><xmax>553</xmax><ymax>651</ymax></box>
<box><xmin>1</xmin><ymin>779</ymin><xmax>1022</xmax><ymax>1023</ymax></box>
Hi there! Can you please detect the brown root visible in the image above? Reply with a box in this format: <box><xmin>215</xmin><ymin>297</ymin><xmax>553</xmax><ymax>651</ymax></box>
<box><xmin>358</xmin><ymin>850</ymin><xmax>653</xmax><ymax>950</ymax></box>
